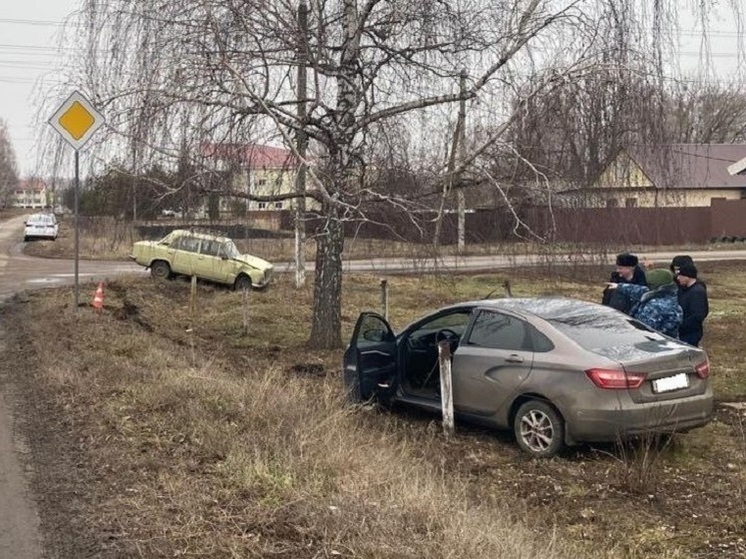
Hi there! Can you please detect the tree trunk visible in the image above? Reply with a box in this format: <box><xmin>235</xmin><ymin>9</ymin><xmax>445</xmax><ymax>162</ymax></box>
<box><xmin>309</xmin><ymin>203</ymin><xmax>344</xmax><ymax>349</ymax></box>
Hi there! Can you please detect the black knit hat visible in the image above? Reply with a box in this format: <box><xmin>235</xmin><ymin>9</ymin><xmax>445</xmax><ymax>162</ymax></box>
<box><xmin>677</xmin><ymin>263</ymin><xmax>698</xmax><ymax>279</ymax></box>
<box><xmin>670</xmin><ymin>255</ymin><xmax>694</xmax><ymax>273</ymax></box>
<box><xmin>616</xmin><ymin>253</ymin><xmax>638</xmax><ymax>267</ymax></box>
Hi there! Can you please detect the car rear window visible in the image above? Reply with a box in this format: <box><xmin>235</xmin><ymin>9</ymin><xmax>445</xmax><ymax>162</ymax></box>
<box><xmin>491</xmin><ymin>298</ymin><xmax>671</xmax><ymax>354</ymax></box>
<box><xmin>545</xmin><ymin>308</ymin><xmax>660</xmax><ymax>351</ymax></box>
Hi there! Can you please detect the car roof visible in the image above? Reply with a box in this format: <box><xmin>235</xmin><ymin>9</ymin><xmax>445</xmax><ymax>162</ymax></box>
<box><xmin>27</xmin><ymin>213</ymin><xmax>54</xmax><ymax>220</ymax></box>
<box><xmin>446</xmin><ymin>297</ymin><xmax>616</xmax><ymax>321</ymax></box>
<box><xmin>170</xmin><ymin>229</ymin><xmax>232</xmax><ymax>243</ymax></box>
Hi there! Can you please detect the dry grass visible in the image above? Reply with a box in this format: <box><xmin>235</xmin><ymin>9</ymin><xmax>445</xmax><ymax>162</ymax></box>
<box><xmin>10</xmin><ymin>274</ymin><xmax>586</xmax><ymax>558</ymax></box>
<box><xmin>6</xmin><ymin>263</ymin><xmax>746</xmax><ymax>558</ymax></box>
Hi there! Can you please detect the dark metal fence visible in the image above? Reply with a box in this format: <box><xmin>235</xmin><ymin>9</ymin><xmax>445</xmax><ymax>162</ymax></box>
<box><xmin>134</xmin><ymin>199</ymin><xmax>746</xmax><ymax>246</ymax></box>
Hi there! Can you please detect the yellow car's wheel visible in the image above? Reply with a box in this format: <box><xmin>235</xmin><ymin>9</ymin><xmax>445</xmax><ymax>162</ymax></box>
<box><xmin>150</xmin><ymin>260</ymin><xmax>171</xmax><ymax>280</ymax></box>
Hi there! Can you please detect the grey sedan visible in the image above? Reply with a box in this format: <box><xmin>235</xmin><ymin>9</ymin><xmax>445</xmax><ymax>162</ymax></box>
<box><xmin>343</xmin><ymin>298</ymin><xmax>713</xmax><ymax>457</ymax></box>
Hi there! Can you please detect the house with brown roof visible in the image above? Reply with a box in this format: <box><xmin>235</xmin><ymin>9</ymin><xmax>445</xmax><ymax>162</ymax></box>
<box><xmin>202</xmin><ymin>143</ymin><xmax>304</xmax><ymax>212</ymax></box>
<box><xmin>557</xmin><ymin>144</ymin><xmax>746</xmax><ymax>208</ymax></box>
<box><xmin>12</xmin><ymin>177</ymin><xmax>49</xmax><ymax>209</ymax></box>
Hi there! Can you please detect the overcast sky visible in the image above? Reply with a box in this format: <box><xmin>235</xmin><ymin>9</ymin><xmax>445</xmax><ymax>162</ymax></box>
<box><xmin>0</xmin><ymin>0</ymin><xmax>82</xmax><ymax>177</ymax></box>
<box><xmin>0</xmin><ymin>1</ymin><xmax>743</xmax><ymax>179</ymax></box>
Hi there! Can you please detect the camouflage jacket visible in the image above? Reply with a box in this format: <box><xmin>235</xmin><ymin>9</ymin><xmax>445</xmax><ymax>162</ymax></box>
<box><xmin>616</xmin><ymin>283</ymin><xmax>683</xmax><ymax>338</ymax></box>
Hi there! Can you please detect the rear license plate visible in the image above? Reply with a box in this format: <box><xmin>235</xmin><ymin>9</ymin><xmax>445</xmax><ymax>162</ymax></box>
<box><xmin>652</xmin><ymin>373</ymin><xmax>689</xmax><ymax>393</ymax></box>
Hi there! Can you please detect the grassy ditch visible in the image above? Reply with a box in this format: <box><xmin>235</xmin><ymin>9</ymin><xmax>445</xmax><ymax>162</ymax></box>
<box><xmin>2</xmin><ymin>264</ymin><xmax>745</xmax><ymax>558</ymax></box>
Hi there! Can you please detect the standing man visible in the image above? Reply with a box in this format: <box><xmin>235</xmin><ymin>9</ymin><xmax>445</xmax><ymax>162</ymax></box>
<box><xmin>676</xmin><ymin>263</ymin><xmax>709</xmax><ymax>347</ymax></box>
<box><xmin>602</xmin><ymin>252</ymin><xmax>647</xmax><ymax>314</ymax></box>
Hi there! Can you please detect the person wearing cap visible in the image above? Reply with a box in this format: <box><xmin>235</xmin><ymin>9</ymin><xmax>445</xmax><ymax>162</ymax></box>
<box><xmin>602</xmin><ymin>252</ymin><xmax>647</xmax><ymax>314</ymax></box>
<box><xmin>675</xmin><ymin>263</ymin><xmax>709</xmax><ymax>346</ymax></box>
<box><xmin>670</xmin><ymin>254</ymin><xmax>695</xmax><ymax>276</ymax></box>
<box><xmin>606</xmin><ymin>268</ymin><xmax>682</xmax><ymax>338</ymax></box>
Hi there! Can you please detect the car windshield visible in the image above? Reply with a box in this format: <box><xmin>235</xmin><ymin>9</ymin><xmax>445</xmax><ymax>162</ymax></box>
<box><xmin>223</xmin><ymin>241</ymin><xmax>240</xmax><ymax>259</ymax></box>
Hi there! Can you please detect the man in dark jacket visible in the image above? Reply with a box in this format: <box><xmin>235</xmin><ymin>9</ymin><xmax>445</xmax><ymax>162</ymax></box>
<box><xmin>602</xmin><ymin>252</ymin><xmax>647</xmax><ymax>314</ymax></box>
<box><xmin>675</xmin><ymin>263</ymin><xmax>709</xmax><ymax>346</ymax></box>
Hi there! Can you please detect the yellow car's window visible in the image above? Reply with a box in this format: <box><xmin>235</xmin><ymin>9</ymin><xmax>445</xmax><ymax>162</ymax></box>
<box><xmin>172</xmin><ymin>235</ymin><xmax>200</xmax><ymax>253</ymax></box>
<box><xmin>200</xmin><ymin>240</ymin><xmax>222</xmax><ymax>256</ymax></box>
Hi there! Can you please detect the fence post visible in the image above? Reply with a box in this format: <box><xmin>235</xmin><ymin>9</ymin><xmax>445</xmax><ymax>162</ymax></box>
<box><xmin>189</xmin><ymin>275</ymin><xmax>197</xmax><ymax>319</ymax></box>
<box><xmin>380</xmin><ymin>278</ymin><xmax>389</xmax><ymax>320</ymax></box>
<box><xmin>438</xmin><ymin>341</ymin><xmax>455</xmax><ymax>436</ymax></box>
<box><xmin>242</xmin><ymin>285</ymin><xmax>249</xmax><ymax>335</ymax></box>
<box><xmin>189</xmin><ymin>275</ymin><xmax>198</xmax><ymax>365</ymax></box>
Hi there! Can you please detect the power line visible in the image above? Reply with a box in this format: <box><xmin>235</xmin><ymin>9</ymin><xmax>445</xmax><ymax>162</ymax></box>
<box><xmin>0</xmin><ymin>17</ymin><xmax>72</xmax><ymax>27</ymax></box>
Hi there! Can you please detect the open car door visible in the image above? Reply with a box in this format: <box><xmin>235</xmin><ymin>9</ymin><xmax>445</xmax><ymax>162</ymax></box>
<box><xmin>343</xmin><ymin>312</ymin><xmax>397</xmax><ymax>402</ymax></box>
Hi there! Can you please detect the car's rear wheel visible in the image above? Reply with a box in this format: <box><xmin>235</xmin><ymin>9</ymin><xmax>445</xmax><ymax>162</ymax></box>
<box><xmin>150</xmin><ymin>260</ymin><xmax>171</xmax><ymax>280</ymax></box>
<box><xmin>514</xmin><ymin>400</ymin><xmax>564</xmax><ymax>458</ymax></box>
<box><xmin>234</xmin><ymin>274</ymin><xmax>252</xmax><ymax>291</ymax></box>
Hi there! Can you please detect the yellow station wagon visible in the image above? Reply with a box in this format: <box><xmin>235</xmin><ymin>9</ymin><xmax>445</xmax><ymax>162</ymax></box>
<box><xmin>130</xmin><ymin>229</ymin><xmax>274</xmax><ymax>290</ymax></box>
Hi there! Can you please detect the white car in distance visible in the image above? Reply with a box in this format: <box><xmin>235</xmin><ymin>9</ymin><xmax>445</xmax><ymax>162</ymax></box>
<box><xmin>24</xmin><ymin>213</ymin><xmax>59</xmax><ymax>242</ymax></box>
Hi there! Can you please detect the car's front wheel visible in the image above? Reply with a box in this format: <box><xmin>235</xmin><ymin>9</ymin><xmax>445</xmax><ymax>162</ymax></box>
<box><xmin>150</xmin><ymin>260</ymin><xmax>171</xmax><ymax>280</ymax></box>
<box><xmin>514</xmin><ymin>400</ymin><xmax>565</xmax><ymax>458</ymax></box>
<box><xmin>234</xmin><ymin>274</ymin><xmax>252</xmax><ymax>291</ymax></box>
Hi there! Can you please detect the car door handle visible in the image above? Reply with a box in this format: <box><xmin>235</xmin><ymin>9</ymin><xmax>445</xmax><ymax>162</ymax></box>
<box><xmin>361</xmin><ymin>350</ymin><xmax>391</xmax><ymax>358</ymax></box>
<box><xmin>505</xmin><ymin>354</ymin><xmax>524</xmax><ymax>363</ymax></box>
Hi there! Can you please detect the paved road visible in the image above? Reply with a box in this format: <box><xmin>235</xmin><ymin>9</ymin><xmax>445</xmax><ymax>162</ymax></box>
<box><xmin>275</xmin><ymin>248</ymin><xmax>746</xmax><ymax>274</ymax></box>
<box><xmin>0</xmin><ymin>215</ymin><xmax>148</xmax><ymax>305</ymax></box>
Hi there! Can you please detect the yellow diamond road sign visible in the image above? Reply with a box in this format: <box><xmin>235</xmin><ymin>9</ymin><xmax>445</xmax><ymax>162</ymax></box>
<box><xmin>49</xmin><ymin>91</ymin><xmax>105</xmax><ymax>150</ymax></box>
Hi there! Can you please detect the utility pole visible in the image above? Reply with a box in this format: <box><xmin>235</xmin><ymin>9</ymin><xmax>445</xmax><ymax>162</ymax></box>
<box><xmin>294</xmin><ymin>1</ymin><xmax>309</xmax><ymax>288</ymax></box>
<box><xmin>131</xmin><ymin>143</ymin><xmax>138</xmax><ymax>223</ymax></box>
<box><xmin>456</xmin><ymin>69</ymin><xmax>467</xmax><ymax>252</ymax></box>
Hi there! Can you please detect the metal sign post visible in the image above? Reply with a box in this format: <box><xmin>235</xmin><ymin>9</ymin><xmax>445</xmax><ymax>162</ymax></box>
<box><xmin>48</xmin><ymin>91</ymin><xmax>105</xmax><ymax>310</ymax></box>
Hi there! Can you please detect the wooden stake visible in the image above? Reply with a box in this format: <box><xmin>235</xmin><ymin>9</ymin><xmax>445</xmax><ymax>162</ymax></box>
<box><xmin>438</xmin><ymin>341</ymin><xmax>455</xmax><ymax>436</ymax></box>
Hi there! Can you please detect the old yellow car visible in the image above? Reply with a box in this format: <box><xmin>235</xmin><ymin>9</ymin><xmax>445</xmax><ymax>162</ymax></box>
<box><xmin>130</xmin><ymin>229</ymin><xmax>273</xmax><ymax>290</ymax></box>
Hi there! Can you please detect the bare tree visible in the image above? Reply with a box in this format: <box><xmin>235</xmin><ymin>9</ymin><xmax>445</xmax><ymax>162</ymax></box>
<box><xmin>0</xmin><ymin>119</ymin><xmax>19</xmax><ymax>206</ymax></box>
<box><xmin>76</xmin><ymin>0</ymin><xmax>742</xmax><ymax>348</ymax></box>
<box><xmin>665</xmin><ymin>80</ymin><xmax>746</xmax><ymax>144</ymax></box>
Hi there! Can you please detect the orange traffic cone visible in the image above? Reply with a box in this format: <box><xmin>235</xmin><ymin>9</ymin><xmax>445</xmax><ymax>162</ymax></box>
<box><xmin>92</xmin><ymin>282</ymin><xmax>105</xmax><ymax>310</ymax></box>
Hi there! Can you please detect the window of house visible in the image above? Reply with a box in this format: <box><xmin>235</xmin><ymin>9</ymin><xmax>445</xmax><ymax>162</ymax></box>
<box><xmin>258</xmin><ymin>202</ymin><xmax>267</xmax><ymax>209</ymax></box>
<box><xmin>605</xmin><ymin>198</ymin><xmax>619</xmax><ymax>208</ymax></box>
<box><xmin>625</xmin><ymin>197</ymin><xmax>637</xmax><ymax>208</ymax></box>
<box><xmin>274</xmin><ymin>201</ymin><xmax>283</xmax><ymax>209</ymax></box>
<box><xmin>256</xmin><ymin>178</ymin><xmax>267</xmax><ymax>186</ymax></box>
<box><xmin>466</xmin><ymin>310</ymin><xmax>530</xmax><ymax>351</ymax></box>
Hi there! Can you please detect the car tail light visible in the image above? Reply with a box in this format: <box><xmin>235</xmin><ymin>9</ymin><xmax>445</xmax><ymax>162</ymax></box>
<box><xmin>695</xmin><ymin>360</ymin><xmax>710</xmax><ymax>379</ymax></box>
<box><xmin>585</xmin><ymin>368</ymin><xmax>646</xmax><ymax>389</ymax></box>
